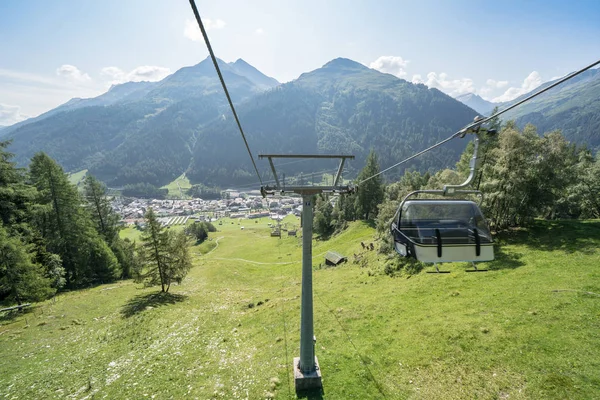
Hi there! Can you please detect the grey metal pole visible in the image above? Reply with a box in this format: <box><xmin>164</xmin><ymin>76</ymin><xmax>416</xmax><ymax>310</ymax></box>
<box><xmin>299</xmin><ymin>194</ymin><xmax>315</xmax><ymax>372</ymax></box>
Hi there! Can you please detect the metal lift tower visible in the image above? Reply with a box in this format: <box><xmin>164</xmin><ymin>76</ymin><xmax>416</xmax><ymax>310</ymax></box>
<box><xmin>260</xmin><ymin>154</ymin><xmax>355</xmax><ymax>391</ymax></box>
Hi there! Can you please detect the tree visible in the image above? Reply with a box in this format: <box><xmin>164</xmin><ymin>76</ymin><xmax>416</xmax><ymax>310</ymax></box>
<box><xmin>355</xmin><ymin>150</ymin><xmax>385</xmax><ymax>220</ymax></box>
<box><xmin>29</xmin><ymin>153</ymin><xmax>120</xmax><ymax>286</ymax></box>
<box><xmin>83</xmin><ymin>175</ymin><xmax>120</xmax><ymax>243</ymax></box>
<box><xmin>0</xmin><ymin>223</ymin><xmax>54</xmax><ymax>304</ymax></box>
<box><xmin>573</xmin><ymin>152</ymin><xmax>600</xmax><ymax>218</ymax></box>
<box><xmin>136</xmin><ymin>208</ymin><xmax>192</xmax><ymax>292</ymax></box>
<box><xmin>314</xmin><ymin>195</ymin><xmax>334</xmax><ymax>238</ymax></box>
<box><xmin>185</xmin><ymin>222</ymin><xmax>209</xmax><ymax>243</ymax></box>
<box><xmin>0</xmin><ymin>141</ymin><xmax>37</xmax><ymax>233</ymax></box>
<box><xmin>164</xmin><ymin>230</ymin><xmax>192</xmax><ymax>288</ymax></box>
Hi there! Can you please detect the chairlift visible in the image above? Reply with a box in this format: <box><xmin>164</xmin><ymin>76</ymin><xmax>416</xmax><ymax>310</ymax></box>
<box><xmin>390</xmin><ymin>121</ymin><xmax>496</xmax><ymax>270</ymax></box>
<box><xmin>391</xmin><ymin>197</ymin><xmax>494</xmax><ymax>264</ymax></box>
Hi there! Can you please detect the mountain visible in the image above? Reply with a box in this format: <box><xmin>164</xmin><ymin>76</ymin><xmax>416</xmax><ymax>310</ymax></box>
<box><xmin>0</xmin><ymin>81</ymin><xmax>160</xmax><ymax>138</ymax></box>
<box><xmin>4</xmin><ymin>58</ymin><xmax>282</xmax><ymax>185</ymax></box>
<box><xmin>186</xmin><ymin>58</ymin><xmax>479</xmax><ymax>185</ymax></box>
<box><xmin>455</xmin><ymin>93</ymin><xmax>496</xmax><ymax>115</ymax></box>
<box><xmin>501</xmin><ymin>68</ymin><xmax>600</xmax><ymax>152</ymax></box>
<box><xmin>228</xmin><ymin>59</ymin><xmax>280</xmax><ymax>90</ymax></box>
<box><xmin>6</xmin><ymin>58</ymin><xmax>598</xmax><ymax>189</ymax></box>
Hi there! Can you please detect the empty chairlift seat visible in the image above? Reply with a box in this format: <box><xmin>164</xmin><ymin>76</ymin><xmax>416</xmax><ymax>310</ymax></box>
<box><xmin>391</xmin><ymin>200</ymin><xmax>494</xmax><ymax>263</ymax></box>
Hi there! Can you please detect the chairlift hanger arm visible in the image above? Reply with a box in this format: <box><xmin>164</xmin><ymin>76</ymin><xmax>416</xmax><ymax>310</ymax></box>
<box><xmin>259</xmin><ymin>154</ymin><xmax>355</xmax><ymax>197</ymax></box>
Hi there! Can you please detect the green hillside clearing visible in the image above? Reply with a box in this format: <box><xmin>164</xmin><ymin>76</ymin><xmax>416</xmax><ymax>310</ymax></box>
<box><xmin>67</xmin><ymin>169</ymin><xmax>88</xmax><ymax>186</ymax></box>
<box><xmin>1</xmin><ymin>219</ymin><xmax>599</xmax><ymax>399</ymax></box>
<box><xmin>161</xmin><ymin>173</ymin><xmax>192</xmax><ymax>199</ymax></box>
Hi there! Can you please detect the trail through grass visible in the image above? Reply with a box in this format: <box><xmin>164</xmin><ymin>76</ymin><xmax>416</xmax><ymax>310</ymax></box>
<box><xmin>1</xmin><ymin>219</ymin><xmax>599</xmax><ymax>399</ymax></box>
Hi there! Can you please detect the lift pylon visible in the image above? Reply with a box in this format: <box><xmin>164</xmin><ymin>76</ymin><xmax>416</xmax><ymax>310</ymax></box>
<box><xmin>259</xmin><ymin>154</ymin><xmax>354</xmax><ymax>392</ymax></box>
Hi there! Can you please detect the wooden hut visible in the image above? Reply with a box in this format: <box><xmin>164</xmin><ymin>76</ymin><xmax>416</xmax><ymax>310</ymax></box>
<box><xmin>325</xmin><ymin>251</ymin><xmax>347</xmax><ymax>266</ymax></box>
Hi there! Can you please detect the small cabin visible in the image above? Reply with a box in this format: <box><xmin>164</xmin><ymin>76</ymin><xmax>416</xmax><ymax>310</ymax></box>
<box><xmin>325</xmin><ymin>251</ymin><xmax>347</xmax><ymax>266</ymax></box>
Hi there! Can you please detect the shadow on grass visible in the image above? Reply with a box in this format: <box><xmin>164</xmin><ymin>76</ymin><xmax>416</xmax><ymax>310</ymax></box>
<box><xmin>488</xmin><ymin>244</ymin><xmax>526</xmax><ymax>270</ymax></box>
<box><xmin>296</xmin><ymin>388</ymin><xmax>325</xmax><ymax>400</ymax></box>
<box><xmin>120</xmin><ymin>292</ymin><xmax>188</xmax><ymax>318</ymax></box>
<box><xmin>0</xmin><ymin>305</ymin><xmax>35</xmax><ymax>323</ymax></box>
<box><xmin>496</xmin><ymin>220</ymin><xmax>600</xmax><ymax>255</ymax></box>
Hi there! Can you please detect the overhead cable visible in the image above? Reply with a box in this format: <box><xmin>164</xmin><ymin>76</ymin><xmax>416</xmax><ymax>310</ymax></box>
<box><xmin>358</xmin><ymin>58</ymin><xmax>600</xmax><ymax>185</ymax></box>
<box><xmin>188</xmin><ymin>0</ymin><xmax>263</xmax><ymax>186</ymax></box>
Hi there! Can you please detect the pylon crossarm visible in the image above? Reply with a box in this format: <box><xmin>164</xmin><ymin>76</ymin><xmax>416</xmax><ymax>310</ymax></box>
<box><xmin>259</xmin><ymin>154</ymin><xmax>355</xmax><ymax>197</ymax></box>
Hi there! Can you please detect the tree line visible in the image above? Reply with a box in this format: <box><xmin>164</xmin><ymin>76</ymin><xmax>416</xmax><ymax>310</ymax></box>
<box><xmin>0</xmin><ymin>142</ymin><xmax>194</xmax><ymax>306</ymax></box>
<box><xmin>313</xmin><ymin>122</ymin><xmax>599</xmax><ymax>247</ymax></box>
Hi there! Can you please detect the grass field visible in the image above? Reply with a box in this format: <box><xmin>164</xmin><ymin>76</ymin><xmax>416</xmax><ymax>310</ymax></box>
<box><xmin>1</xmin><ymin>219</ymin><xmax>599</xmax><ymax>399</ymax></box>
<box><xmin>161</xmin><ymin>173</ymin><xmax>193</xmax><ymax>199</ymax></box>
<box><xmin>67</xmin><ymin>169</ymin><xmax>88</xmax><ymax>186</ymax></box>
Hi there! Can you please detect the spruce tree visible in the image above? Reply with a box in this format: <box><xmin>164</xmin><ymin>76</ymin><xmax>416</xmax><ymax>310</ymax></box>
<box><xmin>136</xmin><ymin>208</ymin><xmax>191</xmax><ymax>292</ymax></box>
<box><xmin>0</xmin><ymin>223</ymin><xmax>54</xmax><ymax>304</ymax></box>
<box><xmin>83</xmin><ymin>175</ymin><xmax>120</xmax><ymax>243</ymax></box>
<box><xmin>355</xmin><ymin>149</ymin><xmax>384</xmax><ymax>220</ymax></box>
<box><xmin>29</xmin><ymin>153</ymin><xmax>120</xmax><ymax>286</ymax></box>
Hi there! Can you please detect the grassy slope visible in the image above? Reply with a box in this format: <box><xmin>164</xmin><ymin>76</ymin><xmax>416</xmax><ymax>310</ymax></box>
<box><xmin>67</xmin><ymin>169</ymin><xmax>88</xmax><ymax>186</ymax></box>
<box><xmin>161</xmin><ymin>173</ymin><xmax>192</xmax><ymax>198</ymax></box>
<box><xmin>1</xmin><ymin>219</ymin><xmax>599</xmax><ymax>399</ymax></box>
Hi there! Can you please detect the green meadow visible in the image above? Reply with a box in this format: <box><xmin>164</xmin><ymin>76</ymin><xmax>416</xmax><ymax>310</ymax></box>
<box><xmin>67</xmin><ymin>169</ymin><xmax>88</xmax><ymax>186</ymax></box>
<box><xmin>161</xmin><ymin>174</ymin><xmax>193</xmax><ymax>199</ymax></box>
<box><xmin>1</xmin><ymin>218</ymin><xmax>599</xmax><ymax>399</ymax></box>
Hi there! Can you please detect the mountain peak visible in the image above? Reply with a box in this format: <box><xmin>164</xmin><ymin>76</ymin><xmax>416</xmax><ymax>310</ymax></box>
<box><xmin>232</xmin><ymin>58</ymin><xmax>251</xmax><ymax>67</ymax></box>
<box><xmin>323</xmin><ymin>58</ymin><xmax>369</xmax><ymax>71</ymax></box>
<box><xmin>455</xmin><ymin>92</ymin><xmax>495</xmax><ymax>115</ymax></box>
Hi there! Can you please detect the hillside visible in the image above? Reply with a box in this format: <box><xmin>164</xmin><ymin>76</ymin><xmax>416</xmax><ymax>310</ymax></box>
<box><xmin>455</xmin><ymin>68</ymin><xmax>600</xmax><ymax>152</ymax></box>
<box><xmin>1</xmin><ymin>219</ymin><xmax>599</xmax><ymax>399</ymax></box>
<box><xmin>187</xmin><ymin>58</ymin><xmax>478</xmax><ymax>185</ymax></box>
<box><xmin>3</xmin><ymin>58</ymin><xmax>279</xmax><ymax>186</ymax></box>
<box><xmin>507</xmin><ymin>69</ymin><xmax>600</xmax><ymax>152</ymax></box>
<box><xmin>3</xmin><ymin>58</ymin><xmax>478</xmax><ymax>187</ymax></box>
<box><xmin>5</xmin><ymin>60</ymin><xmax>599</xmax><ymax>188</ymax></box>
<box><xmin>455</xmin><ymin>93</ymin><xmax>495</xmax><ymax>115</ymax></box>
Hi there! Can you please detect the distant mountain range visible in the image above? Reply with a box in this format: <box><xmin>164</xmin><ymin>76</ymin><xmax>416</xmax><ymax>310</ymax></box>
<box><xmin>454</xmin><ymin>69</ymin><xmax>600</xmax><ymax>153</ymax></box>
<box><xmin>3</xmin><ymin>59</ymin><xmax>599</xmax><ymax>188</ymax></box>
<box><xmin>455</xmin><ymin>93</ymin><xmax>496</xmax><ymax>115</ymax></box>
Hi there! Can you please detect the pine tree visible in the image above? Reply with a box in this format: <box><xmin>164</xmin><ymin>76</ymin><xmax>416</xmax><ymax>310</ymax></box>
<box><xmin>355</xmin><ymin>149</ymin><xmax>384</xmax><ymax>220</ymax></box>
<box><xmin>164</xmin><ymin>230</ymin><xmax>192</xmax><ymax>289</ymax></box>
<box><xmin>29</xmin><ymin>153</ymin><xmax>120</xmax><ymax>286</ymax></box>
<box><xmin>136</xmin><ymin>208</ymin><xmax>191</xmax><ymax>292</ymax></box>
<box><xmin>314</xmin><ymin>194</ymin><xmax>334</xmax><ymax>237</ymax></box>
<box><xmin>0</xmin><ymin>223</ymin><xmax>54</xmax><ymax>304</ymax></box>
<box><xmin>83</xmin><ymin>175</ymin><xmax>120</xmax><ymax>243</ymax></box>
<box><xmin>0</xmin><ymin>141</ymin><xmax>37</xmax><ymax>232</ymax></box>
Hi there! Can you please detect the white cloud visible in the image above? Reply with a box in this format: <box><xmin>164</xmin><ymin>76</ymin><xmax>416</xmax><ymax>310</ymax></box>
<box><xmin>101</xmin><ymin>65</ymin><xmax>171</xmax><ymax>85</ymax></box>
<box><xmin>184</xmin><ymin>18</ymin><xmax>225</xmax><ymax>41</ymax></box>
<box><xmin>0</xmin><ymin>103</ymin><xmax>29</xmax><ymax>125</ymax></box>
<box><xmin>412</xmin><ymin>74</ymin><xmax>423</xmax><ymax>84</ymax></box>
<box><xmin>415</xmin><ymin>72</ymin><xmax>475</xmax><ymax>96</ymax></box>
<box><xmin>492</xmin><ymin>71</ymin><xmax>542</xmax><ymax>102</ymax></box>
<box><xmin>255</xmin><ymin>28</ymin><xmax>264</xmax><ymax>35</ymax></box>
<box><xmin>56</xmin><ymin>64</ymin><xmax>91</xmax><ymax>83</ymax></box>
<box><xmin>486</xmin><ymin>79</ymin><xmax>508</xmax><ymax>88</ymax></box>
<box><xmin>369</xmin><ymin>56</ymin><xmax>409</xmax><ymax>78</ymax></box>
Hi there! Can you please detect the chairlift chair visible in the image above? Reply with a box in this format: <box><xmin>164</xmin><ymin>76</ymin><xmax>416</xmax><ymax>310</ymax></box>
<box><xmin>390</xmin><ymin>124</ymin><xmax>495</xmax><ymax>271</ymax></box>
<box><xmin>391</xmin><ymin>196</ymin><xmax>494</xmax><ymax>265</ymax></box>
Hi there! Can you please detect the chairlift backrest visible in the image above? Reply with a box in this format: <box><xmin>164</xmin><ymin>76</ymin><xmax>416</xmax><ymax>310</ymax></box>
<box><xmin>391</xmin><ymin>196</ymin><xmax>494</xmax><ymax>263</ymax></box>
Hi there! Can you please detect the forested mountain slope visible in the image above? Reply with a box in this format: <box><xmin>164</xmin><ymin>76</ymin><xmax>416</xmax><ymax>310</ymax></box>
<box><xmin>187</xmin><ymin>58</ymin><xmax>479</xmax><ymax>185</ymax></box>
<box><xmin>4</xmin><ymin>58</ymin><xmax>279</xmax><ymax>186</ymax></box>
<box><xmin>455</xmin><ymin>68</ymin><xmax>600</xmax><ymax>152</ymax></box>
<box><xmin>6</xmin><ymin>58</ymin><xmax>597</xmax><ymax>188</ymax></box>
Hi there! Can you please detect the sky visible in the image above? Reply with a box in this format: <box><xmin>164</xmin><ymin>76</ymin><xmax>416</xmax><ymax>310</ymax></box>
<box><xmin>1</xmin><ymin>0</ymin><xmax>599</xmax><ymax>126</ymax></box>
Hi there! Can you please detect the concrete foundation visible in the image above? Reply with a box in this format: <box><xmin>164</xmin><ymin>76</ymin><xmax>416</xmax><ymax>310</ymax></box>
<box><xmin>293</xmin><ymin>356</ymin><xmax>322</xmax><ymax>391</ymax></box>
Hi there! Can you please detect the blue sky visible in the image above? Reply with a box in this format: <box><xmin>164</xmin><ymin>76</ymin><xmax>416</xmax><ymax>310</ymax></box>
<box><xmin>1</xmin><ymin>0</ymin><xmax>599</xmax><ymax>125</ymax></box>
